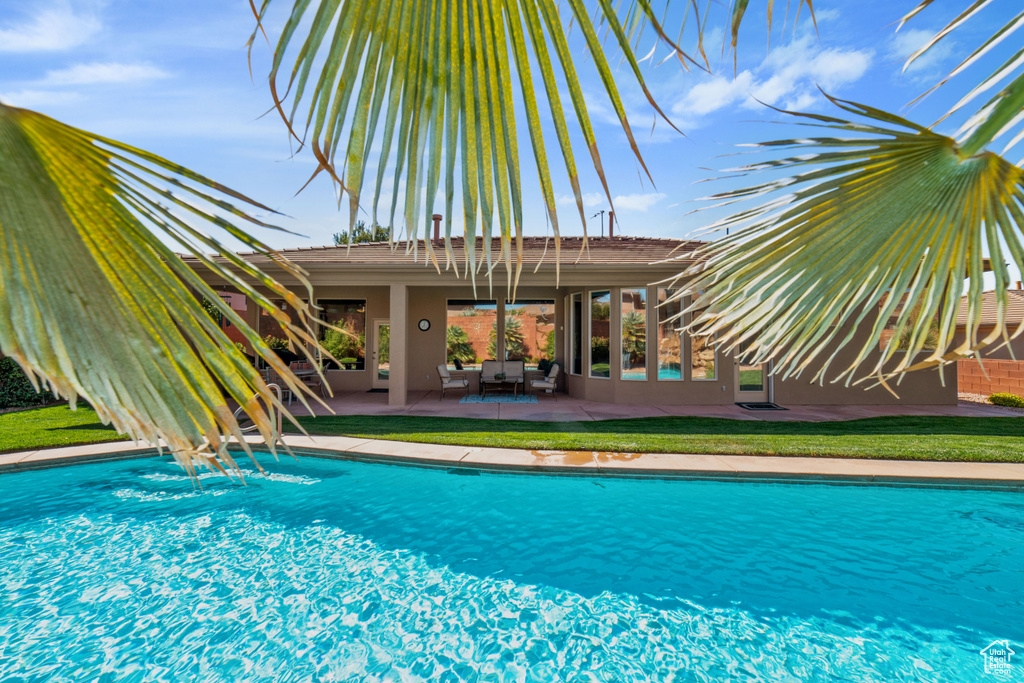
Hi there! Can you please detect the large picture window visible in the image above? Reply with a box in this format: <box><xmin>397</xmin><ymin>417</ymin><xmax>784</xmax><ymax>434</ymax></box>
<box><xmin>505</xmin><ymin>299</ymin><xmax>555</xmax><ymax>370</ymax></box>
<box><xmin>590</xmin><ymin>290</ymin><xmax>611</xmax><ymax>378</ymax></box>
<box><xmin>621</xmin><ymin>289</ymin><xmax>646</xmax><ymax>380</ymax></box>
<box><xmin>690</xmin><ymin>294</ymin><xmax>716</xmax><ymax>381</ymax></box>
<box><xmin>570</xmin><ymin>293</ymin><xmax>583</xmax><ymax>375</ymax></box>
<box><xmin>446</xmin><ymin>300</ymin><xmax>497</xmax><ymax>370</ymax></box>
<box><xmin>319</xmin><ymin>300</ymin><xmax>366</xmax><ymax>370</ymax></box>
<box><xmin>657</xmin><ymin>288</ymin><xmax>683</xmax><ymax>381</ymax></box>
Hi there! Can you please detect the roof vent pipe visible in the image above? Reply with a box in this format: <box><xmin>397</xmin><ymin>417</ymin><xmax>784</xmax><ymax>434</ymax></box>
<box><xmin>432</xmin><ymin>214</ymin><xmax>442</xmax><ymax>241</ymax></box>
<box><xmin>609</xmin><ymin>211</ymin><xmax>614</xmax><ymax>238</ymax></box>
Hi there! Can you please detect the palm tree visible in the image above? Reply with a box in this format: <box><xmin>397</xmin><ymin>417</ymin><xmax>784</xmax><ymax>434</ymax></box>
<box><xmin>446</xmin><ymin>326</ymin><xmax>476</xmax><ymax>365</ymax></box>
<box><xmin>2</xmin><ymin>0</ymin><xmax>1022</xmax><ymax>473</ymax></box>
<box><xmin>488</xmin><ymin>316</ymin><xmax>528</xmax><ymax>359</ymax></box>
<box><xmin>621</xmin><ymin>311</ymin><xmax>647</xmax><ymax>367</ymax></box>
<box><xmin>0</xmin><ymin>104</ymin><xmax>327</xmax><ymax>476</ymax></box>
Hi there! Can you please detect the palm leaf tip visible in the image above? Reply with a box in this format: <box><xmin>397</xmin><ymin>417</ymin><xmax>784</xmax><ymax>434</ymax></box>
<box><xmin>684</xmin><ymin>97</ymin><xmax>1024</xmax><ymax>391</ymax></box>
<box><xmin>258</xmin><ymin>0</ymin><xmax>675</xmax><ymax>289</ymax></box>
<box><xmin>0</xmin><ymin>103</ymin><xmax>329</xmax><ymax>476</ymax></box>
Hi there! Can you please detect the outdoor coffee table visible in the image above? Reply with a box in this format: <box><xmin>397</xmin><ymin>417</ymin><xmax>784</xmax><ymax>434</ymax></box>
<box><xmin>481</xmin><ymin>378</ymin><xmax>522</xmax><ymax>398</ymax></box>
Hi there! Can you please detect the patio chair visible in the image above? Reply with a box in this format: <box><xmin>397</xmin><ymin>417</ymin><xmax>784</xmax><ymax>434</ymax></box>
<box><xmin>290</xmin><ymin>361</ymin><xmax>329</xmax><ymax>398</ymax></box>
<box><xmin>530</xmin><ymin>363</ymin><xmax>560</xmax><ymax>395</ymax></box>
<box><xmin>262</xmin><ymin>368</ymin><xmax>294</xmax><ymax>406</ymax></box>
<box><xmin>504</xmin><ymin>360</ymin><xmax>525</xmax><ymax>397</ymax></box>
<box><xmin>437</xmin><ymin>364</ymin><xmax>469</xmax><ymax>400</ymax></box>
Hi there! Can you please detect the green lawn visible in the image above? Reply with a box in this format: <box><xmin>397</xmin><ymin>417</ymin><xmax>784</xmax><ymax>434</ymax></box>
<box><xmin>289</xmin><ymin>414</ymin><xmax>1024</xmax><ymax>463</ymax></box>
<box><xmin>0</xmin><ymin>404</ymin><xmax>125</xmax><ymax>454</ymax></box>
<box><xmin>4</xmin><ymin>404</ymin><xmax>1024</xmax><ymax>464</ymax></box>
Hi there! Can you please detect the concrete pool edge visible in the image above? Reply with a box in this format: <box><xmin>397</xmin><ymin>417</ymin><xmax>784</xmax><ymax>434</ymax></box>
<box><xmin>3</xmin><ymin>435</ymin><xmax>1024</xmax><ymax>489</ymax></box>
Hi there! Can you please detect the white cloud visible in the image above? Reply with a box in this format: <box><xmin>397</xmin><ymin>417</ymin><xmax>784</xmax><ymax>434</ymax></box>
<box><xmin>677</xmin><ymin>71</ymin><xmax>755</xmax><ymax>116</ymax></box>
<box><xmin>0</xmin><ymin>89</ymin><xmax>82</xmax><ymax>108</ymax></box>
<box><xmin>0</xmin><ymin>2</ymin><xmax>102</xmax><ymax>52</ymax></box>
<box><xmin>612</xmin><ymin>192</ymin><xmax>667</xmax><ymax>212</ymax></box>
<box><xmin>41</xmin><ymin>62</ymin><xmax>170</xmax><ymax>86</ymax></box>
<box><xmin>888</xmin><ymin>28</ymin><xmax>955</xmax><ymax>78</ymax></box>
<box><xmin>557</xmin><ymin>192</ymin><xmax>604</xmax><ymax>208</ymax></box>
<box><xmin>673</xmin><ymin>35</ymin><xmax>872</xmax><ymax>121</ymax></box>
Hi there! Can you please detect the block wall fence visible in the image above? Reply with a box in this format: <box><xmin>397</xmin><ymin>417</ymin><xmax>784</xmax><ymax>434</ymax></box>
<box><xmin>957</xmin><ymin>359</ymin><xmax>1024</xmax><ymax>396</ymax></box>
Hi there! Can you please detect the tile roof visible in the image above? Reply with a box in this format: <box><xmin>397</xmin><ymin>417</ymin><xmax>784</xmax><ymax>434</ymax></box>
<box><xmin>957</xmin><ymin>289</ymin><xmax>1024</xmax><ymax>325</ymax></box>
<box><xmin>196</xmin><ymin>236</ymin><xmax>705</xmax><ymax>268</ymax></box>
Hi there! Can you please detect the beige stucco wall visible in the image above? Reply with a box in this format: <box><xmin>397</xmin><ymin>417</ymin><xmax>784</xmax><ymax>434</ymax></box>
<box><xmin>247</xmin><ymin>275</ymin><xmax>956</xmax><ymax>406</ymax></box>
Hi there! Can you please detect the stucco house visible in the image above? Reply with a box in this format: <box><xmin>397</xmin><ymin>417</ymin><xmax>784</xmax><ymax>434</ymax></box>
<box><xmin>184</xmin><ymin>229</ymin><xmax>956</xmax><ymax>407</ymax></box>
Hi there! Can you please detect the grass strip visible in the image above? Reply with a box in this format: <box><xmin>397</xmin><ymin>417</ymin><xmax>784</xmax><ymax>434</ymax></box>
<box><xmin>289</xmin><ymin>414</ymin><xmax>1024</xmax><ymax>463</ymax></box>
<box><xmin>0</xmin><ymin>404</ymin><xmax>125</xmax><ymax>454</ymax></box>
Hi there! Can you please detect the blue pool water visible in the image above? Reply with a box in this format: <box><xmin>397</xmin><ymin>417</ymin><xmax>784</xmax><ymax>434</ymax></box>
<box><xmin>1</xmin><ymin>456</ymin><xmax>1022</xmax><ymax>682</ymax></box>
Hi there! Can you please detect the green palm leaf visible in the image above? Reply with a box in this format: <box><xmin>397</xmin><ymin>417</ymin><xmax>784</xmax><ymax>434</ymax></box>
<box><xmin>681</xmin><ymin>96</ymin><xmax>1024</xmax><ymax>391</ymax></box>
<box><xmin>900</xmin><ymin>1</ymin><xmax>1024</xmax><ymax>160</ymax></box>
<box><xmin>0</xmin><ymin>103</ymin><xmax>327</xmax><ymax>476</ymax></box>
<box><xmin>250</xmin><ymin>0</ymin><xmax>674</xmax><ymax>292</ymax></box>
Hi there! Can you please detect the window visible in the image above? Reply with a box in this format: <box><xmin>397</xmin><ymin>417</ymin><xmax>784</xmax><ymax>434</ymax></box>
<box><xmin>590</xmin><ymin>290</ymin><xmax>611</xmax><ymax>378</ymax></box>
<box><xmin>319</xmin><ymin>300</ymin><xmax>366</xmax><ymax>370</ymax></box>
<box><xmin>878</xmin><ymin>295</ymin><xmax>940</xmax><ymax>353</ymax></box>
<box><xmin>690</xmin><ymin>293</ymin><xmax>716</xmax><ymax>380</ymax></box>
<box><xmin>621</xmin><ymin>289</ymin><xmax>647</xmax><ymax>380</ymax></box>
<box><xmin>505</xmin><ymin>299</ymin><xmax>555</xmax><ymax>370</ymax></box>
<box><xmin>446</xmin><ymin>300</ymin><xmax>497</xmax><ymax>370</ymax></box>
<box><xmin>260</xmin><ymin>299</ymin><xmax>304</xmax><ymax>358</ymax></box>
<box><xmin>657</xmin><ymin>288</ymin><xmax>683</xmax><ymax>381</ymax></box>
<box><xmin>570</xmin><ymin>293</ymin><xmax>583</xmax><ymax>375</ymax></box>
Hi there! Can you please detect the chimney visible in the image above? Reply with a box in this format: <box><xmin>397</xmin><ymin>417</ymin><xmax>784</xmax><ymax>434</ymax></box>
<box><xmin>608</xmin><ymin>211</ymin><xmax>614</xmax><ymax>238</ymax></box>
<box><xmin>432</xmin><ymin>214</ymin><xmax>442</xmax><ymax>242</ymax></box>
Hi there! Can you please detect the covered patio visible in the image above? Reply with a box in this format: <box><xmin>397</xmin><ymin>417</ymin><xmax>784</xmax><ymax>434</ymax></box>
<box><xmin>285</xmin><ymin>390</ymin><xmax>1017</xmax><ymax>422</ymax></box>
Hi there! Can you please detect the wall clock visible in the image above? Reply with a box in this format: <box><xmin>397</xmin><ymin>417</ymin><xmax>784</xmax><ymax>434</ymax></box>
<box><xmin>418</xmin><ymin>318</ymin><xmax>430</xmax><ymax>331</ymax></box>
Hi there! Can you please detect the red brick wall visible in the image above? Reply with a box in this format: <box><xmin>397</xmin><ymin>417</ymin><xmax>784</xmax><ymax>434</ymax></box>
<box><xmin>957</xmin><ymin>359</ymin><xmax>1024</xmax><ymax>396</ymax></box>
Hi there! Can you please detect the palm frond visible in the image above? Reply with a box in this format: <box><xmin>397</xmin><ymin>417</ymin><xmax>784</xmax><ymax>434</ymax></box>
<box><xmin>0</xmin><ymin>103</ymin><xmax>328</xmax><ymax>476</ymax></box>
<box><xmin>250</xmin><ymin>0</ymin><xmax>673</xmax><ymax>292</ymax></box>
<box><xmin>680</xmin><ymin>96</ymin><xmax>1024</xmax><ymax>391</ymax></box>
<box><xmin>900</xmin><ymin>1</ymin><xmax>1024</xmax><ymax>160</ymax></box>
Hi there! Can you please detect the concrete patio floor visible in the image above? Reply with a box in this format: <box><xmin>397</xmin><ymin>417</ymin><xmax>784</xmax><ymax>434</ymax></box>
<box><xmin>286</xmin><ymin>390</ymin><xmax>1022</xmax><ymax>422</ymax></box>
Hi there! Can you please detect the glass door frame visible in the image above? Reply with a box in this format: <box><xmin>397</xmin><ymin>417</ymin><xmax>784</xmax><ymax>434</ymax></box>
<box><xmin>371</xmin><ymin>319</ymin><xmax>390</xmax><ymax>389</ymax></box>
<box><xmin>734</xmin><ymin>349</ymin><xmax>770</xmax><ymax>402</ymax></box>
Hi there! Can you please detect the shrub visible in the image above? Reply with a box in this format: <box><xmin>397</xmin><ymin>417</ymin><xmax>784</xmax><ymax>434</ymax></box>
<box><xmin>0</xmin><ymin>357</ymin><xmax>58</xmax><ymax>410</ymax></box>
<box><xmin>263</xmin><ymin>335</ymin><xmax>290</xmax><ymax>351</ymax></box>
<box><xmin>988</xmin><ymin>392</ymin><xmax>1024</xmax><ymax>408</ymax></box>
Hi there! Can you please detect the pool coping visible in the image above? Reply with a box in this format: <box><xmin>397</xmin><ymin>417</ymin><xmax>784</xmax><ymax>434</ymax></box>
<box><xmin>3</xmin><ymin>435</ymin><xmax>1024</xmax><ymax>490</ymax></box>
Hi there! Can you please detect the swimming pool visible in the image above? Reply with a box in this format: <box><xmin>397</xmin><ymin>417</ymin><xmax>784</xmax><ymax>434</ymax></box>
<box><xmin>1</xmin><ymin>455</ymin><xmax>1021</xmax><ymax>681</ymax></box>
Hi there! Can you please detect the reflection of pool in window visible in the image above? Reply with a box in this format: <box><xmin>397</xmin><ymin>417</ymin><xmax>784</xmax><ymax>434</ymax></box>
<box><xmin>657</xmin><ymin>288</ymin><xmax>683</xmax><ymax>381</ymax></box>
<box><xmin>621</xmin><ymin>289</ymin><xmax>646</xmax><ymax>380</ymax></box>
<box><xmin>590</xmin><ymin>291</ymin><xmax>610</xmax><ymax>378</ymax></box>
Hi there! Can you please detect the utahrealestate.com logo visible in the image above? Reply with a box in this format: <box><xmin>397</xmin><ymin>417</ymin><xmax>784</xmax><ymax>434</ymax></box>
<box><xmin>980</xmin><ymin>640</ymin><xmax>1016</xmax><ymax>677</ymax></box>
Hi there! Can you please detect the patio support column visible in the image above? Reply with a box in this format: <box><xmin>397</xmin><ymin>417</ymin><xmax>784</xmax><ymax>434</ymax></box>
<box><xmin>389</xmin><ymin>284</ymin><xmax>408</xmax><ymax>406</ymax></box>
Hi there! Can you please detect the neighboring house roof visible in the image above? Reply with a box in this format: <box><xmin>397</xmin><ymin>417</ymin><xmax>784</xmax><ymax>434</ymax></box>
<box><xmin>956</xmin><ymin>289</ymin><xmax>1024</xmax><ymax>326</ymax></box>
<box><xmin>201</xmin><ymin>236</ymin><xmax>705</xmax><ymax>267</ymax></box>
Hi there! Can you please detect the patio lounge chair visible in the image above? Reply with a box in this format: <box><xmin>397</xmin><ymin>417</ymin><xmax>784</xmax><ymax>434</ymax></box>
<box><xmin>530</xmin><ymin>362</ymin><xmax>560</xmax><ymax>395</ymax></box>
<box><xmin>437</xmin><ymin>364</ymin><xmax>469</xmax><ymax>399</ymax></box>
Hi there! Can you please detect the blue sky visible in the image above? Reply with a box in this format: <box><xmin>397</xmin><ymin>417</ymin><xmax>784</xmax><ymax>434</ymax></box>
<box><xmin>0</xmin><ymin>0</ymin><xmax>1018</xmax><ymax>271</ymax></box>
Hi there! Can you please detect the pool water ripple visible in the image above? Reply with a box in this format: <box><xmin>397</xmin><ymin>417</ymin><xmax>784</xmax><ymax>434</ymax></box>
<box><xmin>0</xmin><ymin>455</ymin><xmax>1022</xmax><ymax>681</ymax></box>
